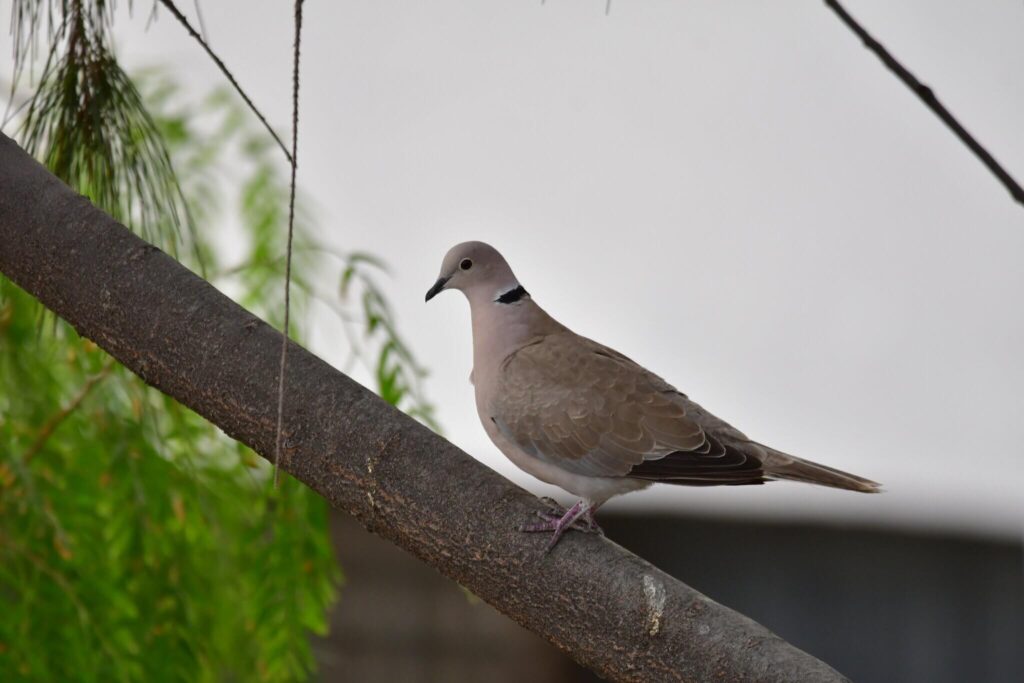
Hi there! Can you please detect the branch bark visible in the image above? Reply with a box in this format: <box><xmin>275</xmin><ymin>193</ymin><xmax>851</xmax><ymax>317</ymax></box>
<box><xmin>0</xmin><ymin>132</ymin><xmax>849</xmax><ymax>682</ymax></box>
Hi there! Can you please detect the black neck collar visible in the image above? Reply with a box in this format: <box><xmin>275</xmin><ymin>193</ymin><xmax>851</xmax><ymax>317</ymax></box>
<box><xmin>495</xmin><ymin>285</ymin><xmax>529</xmax><ymax>304</ymax></box>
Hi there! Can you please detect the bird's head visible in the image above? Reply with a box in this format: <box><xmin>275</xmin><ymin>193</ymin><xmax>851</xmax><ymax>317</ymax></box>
<box><xmin>424</xmin><ymin>241</ymin><xmax>524</xmax><ymax>305</ymax></box>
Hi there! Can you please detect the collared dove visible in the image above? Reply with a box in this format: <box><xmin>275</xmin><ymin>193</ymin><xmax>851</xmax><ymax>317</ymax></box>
<box><xmin>425</xmin><ymin>241</ymin><xmax>880</xmax><ymax>551</ymax></box>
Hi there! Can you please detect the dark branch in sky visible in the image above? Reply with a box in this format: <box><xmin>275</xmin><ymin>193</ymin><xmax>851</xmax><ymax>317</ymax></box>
<box><xmin>824</xmin><ymin>0</ymin><xmax>1024</xmax><ymax>207</ymax></box>
<box><xmin>157</xmin><ymin>0</ymin><xmax>293</xmax><ymax>164</ymax></box>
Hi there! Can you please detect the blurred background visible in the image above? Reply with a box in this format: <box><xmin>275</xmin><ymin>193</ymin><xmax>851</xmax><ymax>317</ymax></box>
<box><xmin>2</xmin><ymin>1</ymin><xmax>1022</xmax><ymax>681</ymax></box>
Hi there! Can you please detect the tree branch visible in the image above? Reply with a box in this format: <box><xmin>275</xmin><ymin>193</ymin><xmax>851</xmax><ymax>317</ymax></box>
<box><xmin>0</xmin><ymin>132</ymin><xmax>849</xmax><ymax>682</ymax></box>
<box><xmin>824</xmin><ymin>0</ymin><xmax>1024</xmax><ymax>207</ymax></box>
<box><xmin>155</xmin><ymin>0</ymin><xmax>293</xmax><ymax>164</ymax></box>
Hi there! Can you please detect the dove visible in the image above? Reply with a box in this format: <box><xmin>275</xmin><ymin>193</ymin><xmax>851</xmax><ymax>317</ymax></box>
<box><xmin>425</xmin><ymin>241</ymin><xmax>880</xmax><ymax>551</ymax></box>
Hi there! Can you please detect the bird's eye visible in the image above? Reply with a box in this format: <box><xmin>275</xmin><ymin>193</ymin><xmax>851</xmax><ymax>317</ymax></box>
<box><xmin>460</xmin><ymin>258</ymin><xmax>473</xmax><ymax>271</ymax></box>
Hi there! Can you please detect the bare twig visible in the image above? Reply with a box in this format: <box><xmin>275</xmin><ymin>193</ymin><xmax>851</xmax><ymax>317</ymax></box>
<box><xmin>824</xmin><ymin>0</ymin><xmax>1024</xmax><ymax>207</ymax></box>
<box><xmin>192</xmin><ymin>0</ymin><xmax>209</xmax><ymax>42</ymax></box>
<box><xmin>273</xmin><ymin>0</ymin><xmax>304</xmax><ymax>487</ymax></box>
<box><xmin>155</xmin><ymin>0</ymin><xmax>293</xmax><ymax>164</ymax></box>
<box><xmin>21</xmin><ymin>360</ymin><xmax>116</xmax><ymax>463</ymax></box>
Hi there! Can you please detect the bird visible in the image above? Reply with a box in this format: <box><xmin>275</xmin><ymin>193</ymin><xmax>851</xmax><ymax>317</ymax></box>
<box><xmin>425</xmin><ymin>241</ymin><xmax>880</xmax><ymax>552</ymax></box>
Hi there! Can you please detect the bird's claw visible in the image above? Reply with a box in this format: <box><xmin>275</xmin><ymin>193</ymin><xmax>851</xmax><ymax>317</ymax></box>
<box><xmin>516</xmin><ymin>507</ymin><xmax>603</xmax><ymax>536</ymax></box>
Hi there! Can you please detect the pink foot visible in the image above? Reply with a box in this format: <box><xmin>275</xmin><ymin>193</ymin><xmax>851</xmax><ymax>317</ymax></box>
<box><xmin>517</xmin><ymin>500</ymin><xmax>603</xmax><ymax>553</ymax></box>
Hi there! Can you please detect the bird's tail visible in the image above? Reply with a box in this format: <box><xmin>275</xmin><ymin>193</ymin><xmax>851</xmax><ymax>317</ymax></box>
<box><xmin>762</xmin><ymin>447</ymin><xmax>881</xmax><ymax>493</ymax></box>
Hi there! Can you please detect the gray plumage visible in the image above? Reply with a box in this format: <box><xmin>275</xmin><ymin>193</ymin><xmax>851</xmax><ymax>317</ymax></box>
<box><xmin>425</xmin><ymin>241</ymin><xmax>879</xmax><ymax>549</ymax></box>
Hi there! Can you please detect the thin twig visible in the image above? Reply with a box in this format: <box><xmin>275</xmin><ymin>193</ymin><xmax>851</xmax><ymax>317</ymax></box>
<box><xmin>824</xmin><ymin>0</ymin><xmax>1024</xmax><ymax>207</ymax></box>
<box><xmin>156</xmin><ymin>0</ymin><xmax>293</xmax><ymax>164</ymax></box>
<box><xmin>22</xmin><ymin>360</ymin><xmax>116</xmax><ymax>463</ymax></box>
<box><xmin>273</xmin><ymin>0</ymin><xmax>304</xmax><ymax>487</ymax></box>
<box><xmin>192</xmin><ymin>0</ymin><xmax>209</xmax><ymax>42</ymax></box>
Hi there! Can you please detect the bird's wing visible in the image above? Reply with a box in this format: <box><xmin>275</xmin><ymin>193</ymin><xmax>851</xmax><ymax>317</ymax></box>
<box><xmin>492</xmin><ymin>332</ymin><xmax>765</xmax><ymax>484</ymax></box>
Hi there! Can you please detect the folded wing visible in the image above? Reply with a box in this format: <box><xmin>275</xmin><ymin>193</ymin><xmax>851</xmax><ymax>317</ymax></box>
<box><xmin>492</xmin><ymin>333</ymin><xmax>767</xmax><ymax>486</ymax></box>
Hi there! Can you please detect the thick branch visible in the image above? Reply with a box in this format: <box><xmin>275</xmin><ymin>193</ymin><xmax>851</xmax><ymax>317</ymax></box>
<box><xmin>824</xmin><ymin>0</ymin><xmax>1024</xmax><ymax>207</ymax></box>
<box><xmin>0</xmin><ymin>133</ymin><xmax>849</xmax><ymax>682</ymax></box>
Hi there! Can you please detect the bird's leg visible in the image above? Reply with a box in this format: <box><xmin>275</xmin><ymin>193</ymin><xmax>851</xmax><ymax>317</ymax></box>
<box><xmin>543</xmin><ymin>501</ymin><xmax>590</xmax><ymax>553</ymax></box>
<box><xmin>520</xmin><ymin>498</ymin><xmax>601</xmax><ymax>533</ymax></box>
<box><xmin>518</xmin><ymin>500</ymin><xmax>597</xmax><ymax>553</ymax></box>
<box><xmin>581</xmin><ymin>502</ymin><xmax>603</xmax><ymax>534</ymax></box>
<box><xmin>518</xmin><ymin>500</ymin><xmax>577</xmax><ymax>532</ymax></box>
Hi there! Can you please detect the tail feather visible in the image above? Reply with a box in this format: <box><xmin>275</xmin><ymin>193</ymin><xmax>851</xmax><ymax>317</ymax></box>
<box><xmin>763</xmin><ymin>449</ymin><xmax>881</xmax><ymax>493</ymax></box>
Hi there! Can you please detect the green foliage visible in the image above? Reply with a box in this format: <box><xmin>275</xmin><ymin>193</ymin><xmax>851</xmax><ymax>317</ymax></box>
<box><xmin>3</xmin><ymin>6</ymin><xmax>439</xmax><ymax>679</ymax></box>
<box><xmin>0</xmin><ymin>79</ymin><xmax>342</xmax><ymax>680</ymax></box>
<box><xmin>341</xmin><ymin>255</ymin><xmax>439</xmax><ymax>430</ymax></box>
<box><xmin>13</xmin><ymin>0</ymin><xmax>195</xmax><ymax>259</ymax></box>
<box><xmin>0</xmin><ymin>312</ymin><xmax>337</xmax><ymax>681</ymax></box>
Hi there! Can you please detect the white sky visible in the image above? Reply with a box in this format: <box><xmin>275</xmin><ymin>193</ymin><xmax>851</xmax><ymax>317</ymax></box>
<box><xmin>6</xmin><ymin>1</ymin><xmax>1023</xmax><ymax>537</ymax></box>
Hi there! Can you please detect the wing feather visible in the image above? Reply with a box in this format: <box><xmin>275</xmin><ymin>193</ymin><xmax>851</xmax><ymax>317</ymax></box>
<box><xmin>493</xmin><ymin>332</ymin><xmax>766</xmax><ymax>484</ymax></box>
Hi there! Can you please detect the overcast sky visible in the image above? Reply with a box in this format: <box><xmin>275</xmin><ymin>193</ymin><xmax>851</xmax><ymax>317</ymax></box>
<box><xmin>7</xmin><ymin>0</ymin><xmax>1023</xmax><ymax>537</ymax></box>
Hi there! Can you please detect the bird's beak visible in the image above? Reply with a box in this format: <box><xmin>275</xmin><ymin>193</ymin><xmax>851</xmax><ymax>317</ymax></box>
<box><xmin>424</xmin><ymin>276</ymin><xmax>450</xmax><ymax>302</ymax></box>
